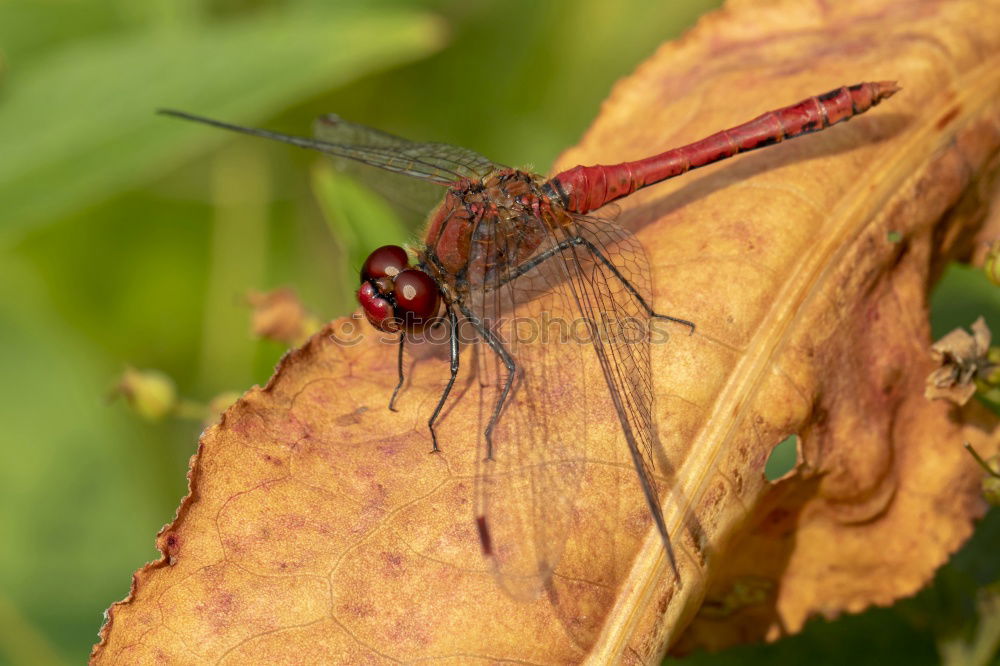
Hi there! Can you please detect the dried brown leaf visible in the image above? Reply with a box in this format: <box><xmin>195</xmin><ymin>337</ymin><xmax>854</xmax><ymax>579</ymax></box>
<box><xmin>926</xmin><ymin>317</ymin><xmax>992</xmax><ymax>404</ymax></box>
<box><xmin>93</xmin><ymin>0</ymin><xmax>1000</xmax><ymax>663</ymax></box>
<box><xmin>247</xmin><ymin>287</ymin><xmax>320</xmax><ymax>346</ymax></box>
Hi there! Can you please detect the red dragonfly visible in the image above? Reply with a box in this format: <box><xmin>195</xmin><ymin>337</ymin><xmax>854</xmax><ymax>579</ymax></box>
<box><xmin>161</xmin><ymin>81</ymin><xmax>897</xmax><ymax>597</ymax></box>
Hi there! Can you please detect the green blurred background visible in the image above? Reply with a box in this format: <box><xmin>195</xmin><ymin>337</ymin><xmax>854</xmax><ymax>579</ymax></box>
<box><xmin>0</xmin><ymin>0</ymin><xmax>997</xmax><ymax>663</ymax></box>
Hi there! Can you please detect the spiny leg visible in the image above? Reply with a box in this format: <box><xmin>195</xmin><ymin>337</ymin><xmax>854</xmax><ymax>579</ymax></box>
<box><xmin>455</xmin><ymin>302</ymin><xmax>516</xmax><ymax>461</ymax></box>
<box><xmin>489</xmin><ymin>235</ymin><xmax>696</xmax><ymax>333</ymax></box>
<box><xmin>388</xmin><ymin>334</ymin><xmax>405</xmax><ymax>411</ymax></box>
<box><xmin>427</xmin><ymin>307</ymin><xmax>460</xmax><ymax>452</ymax></box>
<box><xmin>530</xmin><ymin>235</ymin><xmax>685</xmax><ymax>578</ymax></box>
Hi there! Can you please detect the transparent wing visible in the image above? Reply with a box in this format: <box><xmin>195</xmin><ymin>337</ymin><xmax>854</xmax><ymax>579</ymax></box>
<box><xmin>455</xmin><ymin>202</ymin><xmax>677</xmax><ymax>599</ymax></box>
<box><xmin>158</xmin><ymin>109</ymin><xmax>505</xmax><ymax>227</ymax></box>
<box><xmin>313</xmin><ymin>114</ymin><xmax>502</xmax><ymax>225</ymax></box>
<box><xmin>556</xmin><ymin>212</ymin><xmax>679</xmax><ymax>573</ymax></box>
<box><xmin>159</xmin><ymin>109</ymin><xmax>499</xmax><ymax>185</ymax></box>
<box><xmin>313</xmin><ymin>114</ymin><xmax>500</xmax><ymax>181</ymax></box>
<box><xmin>457</xmin><ymin>207</ymin><xmax>591</xmax><ymax>600</ymax></box>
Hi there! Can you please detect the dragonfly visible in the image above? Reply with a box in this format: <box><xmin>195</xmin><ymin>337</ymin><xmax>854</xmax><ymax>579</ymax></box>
<box><xmin>161</xmin><ymin>80</ymin><xmax>898</xmax><ymax>597</ymax></box>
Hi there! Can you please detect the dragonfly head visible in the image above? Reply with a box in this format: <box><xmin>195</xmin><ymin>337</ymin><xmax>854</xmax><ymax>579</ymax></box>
<box><xmin>357</xmin><ymin>245</ymin><xmax>441</xmax><ymax>333</ymax></box>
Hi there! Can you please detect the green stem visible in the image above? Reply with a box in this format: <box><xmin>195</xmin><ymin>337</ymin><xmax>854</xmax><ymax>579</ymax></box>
<box><xmin>965</xmin><ymin>442</ymin><xmax>1000</xmax><ymax>478</ymax></box>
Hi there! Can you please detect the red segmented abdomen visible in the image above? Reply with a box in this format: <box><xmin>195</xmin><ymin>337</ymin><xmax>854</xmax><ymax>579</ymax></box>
<box><xmin>546</xmin><ymin>81</ymin><xmax>900</xmax><ymax>215</ymax></box>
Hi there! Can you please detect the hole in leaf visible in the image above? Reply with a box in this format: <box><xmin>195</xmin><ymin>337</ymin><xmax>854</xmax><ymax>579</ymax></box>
<box><xmin>887</xmin><ymin>230</ymin><xmax>902</xmax><ymax>243</ymax></box>
<box><xmin>765</xmin><ymin>434</ymin><xmax>798</xmax><ymax>481</ymax></box>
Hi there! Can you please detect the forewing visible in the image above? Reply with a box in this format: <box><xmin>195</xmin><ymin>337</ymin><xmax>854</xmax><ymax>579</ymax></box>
<box><xmin>314</xmin><ymin>114</ymin><xmax>501</xmax><ymax>224</ymax></box>
<box><xmin>314</xmin><ymin>114</ymin><xmax>499</xmax><ymax>181</ymax></box>
<box><xmin>553</xmin><ymin>213</ymin><xmax>680</xmax><ymax>572</ymax></box>
<box><xmin>462</xmin><ymin>210</ymin><xmax>591</xmax><ymax>600</ymax></box>
<box><xmin>158</xmin><ymin>109</ymin><xmax>502</xmax><ymax>227</ymax></box>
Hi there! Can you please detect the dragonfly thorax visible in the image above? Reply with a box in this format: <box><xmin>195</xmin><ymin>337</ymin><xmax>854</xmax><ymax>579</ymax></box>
<box><xmin>422</xmin><ymin>169</ymin><xmax>560</xmax><ymax>286</ymax></box>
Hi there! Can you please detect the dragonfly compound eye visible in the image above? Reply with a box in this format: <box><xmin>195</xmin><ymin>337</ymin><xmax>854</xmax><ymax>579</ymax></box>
<box><xmin>357</xmin><ymin>281</ymin><xmax>400</xmax><ymax>333</ymax></box>
<box><xmin>357</xmin><ymin>263</ymin><xmax>440</xmax><ymax>333</ymax></box>
<box><xmin>361</xmin><ymin>245</ymin><xmax>410</xmax><ymax>282</ymax></box>
<box><xmin>392</xmin><ymin>269</ymin><xmax>441</xmax><ymax>326</ymax></box>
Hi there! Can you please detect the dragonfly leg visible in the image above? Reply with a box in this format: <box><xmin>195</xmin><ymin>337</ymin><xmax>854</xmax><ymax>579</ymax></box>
<box><xmin>453</xmin><ymin>302</ymin><xmax>516</xmax><ymax>461</ymax></box>
<box><xmin>493</xmin><ymin>236</ymin><xmax>696</xmax><ymax>334</ymax></box>
<box><xmin>483</xmin><ymin>348</ymin><xmax>515</xmax><ymax>462</ymax></box>
<box><xmin>388</xmin><ymin>334</ymin><xmax>405</xmax><ymax>411</ymax></box>
<box><xmin>427</xmin><ymin>307</ymin><xmax>460</xmax><ymax>453</ymax></box>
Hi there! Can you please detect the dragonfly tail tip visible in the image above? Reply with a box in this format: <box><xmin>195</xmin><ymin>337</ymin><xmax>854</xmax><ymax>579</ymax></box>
<box><xmin>875</xmin><ymin>80</ymin><xmax>902</xmax><ymax>99</ymax></box>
